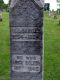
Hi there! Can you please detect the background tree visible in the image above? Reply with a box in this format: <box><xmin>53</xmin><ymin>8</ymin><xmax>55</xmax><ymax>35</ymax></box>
<box><xmin>0</xmin><ymin>0</ymin><xmax>8</xmax><ymax>11</ymax></box>
<box><xmin>0</xmin><ymin>0</ymin><xmax>4</xmax><ymax>9</ymax></box>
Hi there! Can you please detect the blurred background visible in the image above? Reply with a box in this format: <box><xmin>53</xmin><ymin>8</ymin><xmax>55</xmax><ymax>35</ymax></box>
<box><xmin>0</xmin><ymin>0</ymin><xmax>60</xmax><ymax>80</ymax></box>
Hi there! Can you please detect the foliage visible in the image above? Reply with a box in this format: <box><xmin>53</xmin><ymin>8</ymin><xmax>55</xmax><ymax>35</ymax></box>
<box><xmin>0</xmin><ymin>0</ymin><xmax>8</xmax><ymax>11</ymax></box>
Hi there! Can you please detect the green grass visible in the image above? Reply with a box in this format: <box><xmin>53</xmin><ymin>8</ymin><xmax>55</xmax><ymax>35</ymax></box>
<box><xmin>0</xmin><ymin>12</ymin><xmax>10</xmax><ymax>80</ymax></box>
<box><xmin>0</xmin><ymin>11</ymin><xmax>60</xmax><ymax>80</ymax></box>
<box><xmin>44</xmin><ymin>11</ymin><xmax>60</xmax><ymax>80</ymax></box>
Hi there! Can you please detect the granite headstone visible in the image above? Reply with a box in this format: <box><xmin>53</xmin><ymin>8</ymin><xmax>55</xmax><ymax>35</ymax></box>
<box><xmin>10</xmin><ymin>0</ymin><xmax>44</xmax><ymax>80</ymax></box>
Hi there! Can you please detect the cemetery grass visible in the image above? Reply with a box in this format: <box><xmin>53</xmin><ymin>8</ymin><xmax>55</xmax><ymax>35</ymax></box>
<box><xmin>0</xmin><ymin>12</ymin><xmax>10</xmax><ymax>80</ymax></box>
<box><xmin>0</xmin><ymin>11</ymin><xmax>60</xmax><ymax>80</ymax></box>
<box><xmin>44</xmin><ymin>11</ymin><xmax>60</xmax><ymax>80</ymax></box>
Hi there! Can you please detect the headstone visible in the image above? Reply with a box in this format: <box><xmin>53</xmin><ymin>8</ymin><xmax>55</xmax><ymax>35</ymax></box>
<box><xmin>50</xmin><ymin>10</ymin><xmax>57</xmax><ymax>19</ymax></box>
<box><xmin>0</xmin><ymin>9</ymin><xmax>2</xmax><ymax>21</ymax></box>
<box><xmin>10</xmin><ymin>0</ymin><xmax>44</xmax><ymax>80</ymax></box>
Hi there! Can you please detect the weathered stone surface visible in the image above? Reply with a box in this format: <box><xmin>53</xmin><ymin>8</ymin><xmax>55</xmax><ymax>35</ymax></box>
<box><xmin>10</xmin><ymin>0</ymin><xmax>43</xmax><ymax>80</ymax></box>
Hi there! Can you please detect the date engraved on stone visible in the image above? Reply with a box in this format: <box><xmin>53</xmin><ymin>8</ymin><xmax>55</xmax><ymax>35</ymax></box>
<box><xmin>12</xmin><ymin>55</ymin><xmax>41</xmax><ymax>73</ymax></box>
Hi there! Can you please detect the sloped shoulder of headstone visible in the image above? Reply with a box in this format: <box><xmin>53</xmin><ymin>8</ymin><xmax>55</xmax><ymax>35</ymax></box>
<box><xmin>33</xmin><ymin>0</ymin><xmax>44</xmax><ymax>8</ymax></box>
<box><xmin>10</xmin><ymin>0</ymin><xmax>19</xmax><ymax>8</ymax></box>
<box><xmin>10</xmin><ymin>0</ymin><xmax>44</xmax><ymax>9</ymax></box>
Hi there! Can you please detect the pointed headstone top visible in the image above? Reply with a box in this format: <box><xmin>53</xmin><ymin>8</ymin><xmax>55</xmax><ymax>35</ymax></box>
<box><xmin>34</xmin><ymin>0</ymin><xmax>44</xmax><ymax>8</ymax></box>
<box><xmin>10</xmin><ymin>0</ymin><xmax>44</xmax><ymax>8</ymax></box>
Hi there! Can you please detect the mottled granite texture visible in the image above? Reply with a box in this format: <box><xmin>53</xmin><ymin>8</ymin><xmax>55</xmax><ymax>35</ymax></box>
<box><xmin>10</xmin><ymin>0</ymin><xmax>43</xmax><ymax>80</ymax></box>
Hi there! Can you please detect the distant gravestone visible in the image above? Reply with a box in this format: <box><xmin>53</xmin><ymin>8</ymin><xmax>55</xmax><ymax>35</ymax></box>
<box><xmin>50</xmin><ymin>10</ymin><xmax>57</xmax><ymax>19</ymax></box>
<box><xmin>0</xmin><ymin>9</ymin><xmax>2</xmax><ymax>21</ymax></box>
<box><xmin>10</xmin><ymin>0</ymin><xmax>44</xmax><ymax>80</ymax></box>
<box><xmin>59</xmin><ymin>20</ymin><xmax>60</xmax><ymax>25</ymax></box>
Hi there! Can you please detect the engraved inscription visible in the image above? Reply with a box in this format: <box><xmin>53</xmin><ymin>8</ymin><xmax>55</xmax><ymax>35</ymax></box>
<box><xmin>12</xmin><ymin>55</ymin><xmax>41</xmax><ymax>72</ymax></box>
<box><xmin>10</xmin><ymin>27</ymin><xmax>42</xmax><ymax>41</ymax></box>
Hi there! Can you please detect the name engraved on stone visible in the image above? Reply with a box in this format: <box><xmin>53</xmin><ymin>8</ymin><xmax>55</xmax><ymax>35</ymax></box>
<box><xmin>10</xmin><ymin>27</ymin><xmax>42</xmax><ymax>41</ymax></box>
